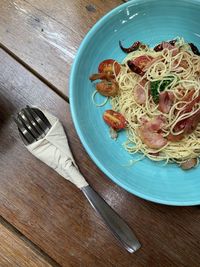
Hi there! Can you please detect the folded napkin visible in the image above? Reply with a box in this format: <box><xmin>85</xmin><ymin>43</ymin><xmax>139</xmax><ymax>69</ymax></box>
<box><xmin>27</xmin><ymin>111</ymin><xmax>88</xmax><ymax>189</ymax></box>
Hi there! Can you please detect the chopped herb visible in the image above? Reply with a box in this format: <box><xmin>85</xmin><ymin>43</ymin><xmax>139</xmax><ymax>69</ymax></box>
<box><xmin>150</xmin><ymin>76</ymin><xmax>174</xmax><ymax>103</ymax></box>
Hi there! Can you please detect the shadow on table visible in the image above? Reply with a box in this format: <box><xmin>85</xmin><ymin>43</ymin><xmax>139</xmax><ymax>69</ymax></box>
<box><xmin>0</xmin><ymin>89</ymin><xmax>19</xmax><ymax>152</ymax></box>
<box><xmin>0</xmin><ymin>90</ymin><xmax>17</xmax><ymax>127</ymax></box>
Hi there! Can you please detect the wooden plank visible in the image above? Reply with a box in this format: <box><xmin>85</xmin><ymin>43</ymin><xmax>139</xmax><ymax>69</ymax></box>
<box><xmin>0</xmin><ymin>0</ymin><xmax>122</xmax><ymax>97</ymax></box>
<box><xmin>0</xmin><ymin>48</ymin><xmax>114</xmax><ymax>267</ymax></box>
<box><xmin>0</xmin><ymin>217</ymin><xmax>56</xmax><ymax>267</ymax></box>
<box><xmin>1</xmin><ymin>48</ymin><xmax>200</xmax><ymax>266</ymax></box>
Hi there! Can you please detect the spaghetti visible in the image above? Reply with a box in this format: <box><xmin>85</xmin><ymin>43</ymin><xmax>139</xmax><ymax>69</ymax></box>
<box><xmin>90</xmin><ymin>37</ymin><xmax>200</xmax><ymax>169</ymax></box>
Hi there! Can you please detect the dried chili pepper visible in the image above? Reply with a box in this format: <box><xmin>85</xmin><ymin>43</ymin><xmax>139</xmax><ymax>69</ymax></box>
<box><xmin>154</xmin><ymin>43</ymin><xmax>163</xmax><ymax>52</ymax></box>
<box><xmin>189</xmin><ymin>43</ymin><xmax>200</xmax><ymax>56</ymax></box>
<box><xmin>169</xmin><ymin>39</ymin><xmax>177</xmax><ymax>46</ymax></box>
<box><xmin>119</xmin><ymin>40</ymin><xmax>141</xmax><ymax>53</ymax></box>
<box><xmin>127</xmin><ymin>60</ymin><xmax>145</xmax><ymax>76</ymax></box>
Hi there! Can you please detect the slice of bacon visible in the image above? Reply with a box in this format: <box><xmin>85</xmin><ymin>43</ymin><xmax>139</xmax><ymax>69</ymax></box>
<box><xmin>167</xmin><ymin>133</ymin><xmax>184</xmax><ymax>142</ymax></box>
<box><xmin>183</xmin><ymin>109</ymin><xmax>200</xmax><ymax>134</ymax></box>
<box><xmin>169</xmin><ymin>89</ymin><xmax>200</xmax><ymax>140</ymax></box>
<box><xmin>143</xmin><ymin>56</ymin><xmax>161</xmax><ymax>71</ymax></box>
<box><xmin>138</xmin><ymin>125</ymin><xmax>167</xmax><ymax>149</ymax></box>
<box><xmin>174</xmin><ymin>92</ymin><xmax>200</xmax><ymax>116</ymax></box>
<box><xmin>138</xmin><ymin>115</ymin><xmax>167</xmax><ymax>149</ymax></box>
<box><xmin>182</xmin><ymin>89</ymin><xmax>195</xmax><ymax>102</ymax></box>
<box><xmin>158</xmin><ymin>91</ymin><xmax>175</xmax><ymax>113</ymax></box>
<box><xmin>173</xmin><ymin>59</ymin><xmax>189</xmax><ymax>70</ymax></box>
<box><xmin>179</xmin><ymin>94</ymin><xmax>200</xmax><ymax>115</ymax></box>
<box><xmin>144</xmin><ymin>115</ymin><xmax>166</xmax><ymax>132</ymax></box>
<box><xmin>176</xmin><ymin>89</ymin><xmax>195</xmax><ymax>110</ymax></box>
<box><xmin>168</xmin><ymin>109</ymin><xmax>200</xmax><ymax>141</ymax></box>
<box><xmin>173</xmin><ymin>113</ymin><xmax>199</xmax><ymax>135</ymax></box>
<box><xmin>180</xmin><ymin>158</ymin><xmax>197</xmax><ymax>170</ymax></box>
<box><xmin>134</xmin><ymin>85</ymin><xmax>146</xmax><ymax>104</ymax></box>
<box><xmin>179</xmin><ymin>59</ymin><xmax>189</xmax><ymax>69</ymax></box>
<box><xmin>133</xmin><ymin>79</ymin><xmax>149</xmax><ymax>105</ymax></box>
<box><xmin>154</xmin><ymin>41</ymin><xmax>179</xmax><ymax>56</ymax></box>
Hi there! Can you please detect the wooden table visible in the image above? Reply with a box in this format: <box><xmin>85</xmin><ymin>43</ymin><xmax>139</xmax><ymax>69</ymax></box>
<box><xmin>1</xmin><ymin>1</ymin><xmax>200</xmax><ymax>266</ymax></box>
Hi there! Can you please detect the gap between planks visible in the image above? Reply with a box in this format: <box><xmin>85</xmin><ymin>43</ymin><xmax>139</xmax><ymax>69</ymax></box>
<box><xmin>0</xmin><ymin>1</ymin><xmax>128</xmax><ymax>105</ymax></box>
<box><xmin>0</xmin><ymin>43</ymin><xmax>69</xmax><ymax>104</ymax></box>
<box><xmin>0</xmin><ymin>216</ymin><xmax>61</xmax><ymax>267</ymax></box>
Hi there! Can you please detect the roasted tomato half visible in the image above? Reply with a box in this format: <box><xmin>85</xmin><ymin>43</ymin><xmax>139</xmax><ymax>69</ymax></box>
<box><xmin>96</xmin><ymin>80</ymin><xmax>119</xmax><ymax>97</ymax></box>
<box><xmin>103</xmin><ymin>110</ymin><xmax>127</xmax><ymax>130</ymax></box>
<box><xmin>98</xmin><ymin>59</ymin><xmax>121</xmax><ymax>76</ymax></box>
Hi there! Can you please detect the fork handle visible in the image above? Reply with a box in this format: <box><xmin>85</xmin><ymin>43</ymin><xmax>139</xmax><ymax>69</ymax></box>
<box><xmin>81</xmin><ymin>185</ymin><xmax>141</xmax><ymax>253</ymax></box>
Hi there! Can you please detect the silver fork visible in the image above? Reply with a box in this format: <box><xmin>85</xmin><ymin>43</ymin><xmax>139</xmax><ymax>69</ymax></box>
<box><xmin>14</xmin><ymin>105</ymin><xmax>141</xmax><ymax>253</ymax></box>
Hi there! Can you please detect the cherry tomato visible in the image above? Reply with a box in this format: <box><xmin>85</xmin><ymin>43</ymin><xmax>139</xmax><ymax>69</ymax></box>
<box><xmin>96</xmin><ymin>81</ymin><xmax>119</xmax><ymax>97</ymax></box>
<box><xmin>103</xmin><ymin>110</ymin><xmax>127</xmax><ymax>130</ymax></box>
<box><xmin>132</xmin><ymin>55</ymin><xmax>153</xmax><ymax>70</ymax></box>
<box><xmin>98</xmin><ymin>59</ymin><xmax>121</xmax><ymax>76</ymax></box>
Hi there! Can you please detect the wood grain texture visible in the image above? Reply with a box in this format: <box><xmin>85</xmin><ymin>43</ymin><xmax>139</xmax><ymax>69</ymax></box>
<box><xmin>0</xmin><ymin>48</ymin><xmax>112</xmax><ymax>267</ymax></box>
<box><xmin>0</xmin><ymin>0</ymin><xmax>122</xmax><ymax>97</ymax></box>
<box><xmin>2</xmin><ymin>47</ymin><xmax>200</xmax><ymax>267</ymax></box>
<box><xmin>0</xmin><ymin>217</ymin><xmax>55</xmax><ymax>267</ymax></box>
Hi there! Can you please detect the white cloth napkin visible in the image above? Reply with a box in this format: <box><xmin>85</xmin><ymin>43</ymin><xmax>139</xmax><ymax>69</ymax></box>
<box><xmin>27</xmin><ymin>111</ymin><xmax>88</xmax><ymax>189</ymax></box>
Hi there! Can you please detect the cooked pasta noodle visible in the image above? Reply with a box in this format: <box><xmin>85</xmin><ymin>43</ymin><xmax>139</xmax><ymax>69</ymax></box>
<box><xmin>92</xmin><ymin>90</ymin><xmax>109</xmax><ymax>107</ymax></box>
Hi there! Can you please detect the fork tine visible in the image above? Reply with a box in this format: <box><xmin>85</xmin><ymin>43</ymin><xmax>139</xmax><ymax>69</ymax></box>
<box><xmin>32</xmin><ymin>107</ymin><xmax>51</xmax><ymax>129</ymax></box>
<box><xmin>23</xmin><ymin>107</ymin><xmax>44</xmax><ymax>136</ymax></box>
<box><xmin>26</xmin><ymin>106</ymin><xmax>51</xmax><ymax>135</ymax></box>
<box><xmin>18</xmin><ymin>109</ymin><xmax>41</xmax><ymax>140</ymax></box>
<box><xmin>14</xmin><ymin>116</ymin><xmax>35</xmax><ymax>145</ymax></box>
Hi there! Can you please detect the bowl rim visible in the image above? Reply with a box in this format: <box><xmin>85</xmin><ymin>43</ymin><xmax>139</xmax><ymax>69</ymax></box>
<box><xmin>70</xmin><ymin>0</ymin><xmax>200</xmax><ymax>206</ymax></box>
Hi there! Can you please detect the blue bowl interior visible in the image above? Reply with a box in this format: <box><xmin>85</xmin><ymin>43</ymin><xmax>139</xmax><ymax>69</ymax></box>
<box><xmin>70</xmin><ymin>0</ymin><xmax>200</xmax><ymax>205</ymax></box>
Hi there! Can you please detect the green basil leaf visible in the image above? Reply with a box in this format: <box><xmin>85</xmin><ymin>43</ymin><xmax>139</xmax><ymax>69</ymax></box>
<box><xmin>150</xmin><ymin>76</ymin><xmax>174</xmax><ymax>103</ymax></box>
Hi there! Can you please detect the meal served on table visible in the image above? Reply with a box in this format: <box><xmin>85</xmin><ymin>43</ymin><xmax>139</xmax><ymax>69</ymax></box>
<box><xmin>89</xmin><ymin>37</ymin><xmax>200</xmax><ymax>170</ymax></box>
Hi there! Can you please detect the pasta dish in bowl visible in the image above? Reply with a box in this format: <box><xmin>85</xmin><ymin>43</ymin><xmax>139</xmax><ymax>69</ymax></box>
<box><xmin>70</xmin><ymin>0</ymin><xmax>200</xmax><ymax>205</ymax></box>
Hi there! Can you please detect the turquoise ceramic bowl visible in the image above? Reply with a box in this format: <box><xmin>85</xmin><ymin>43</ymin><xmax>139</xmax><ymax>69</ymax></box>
<box><xmin>70</xmin><ymin>0</ymin><xmax>200</xmax><ymax>206</ymax></box>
